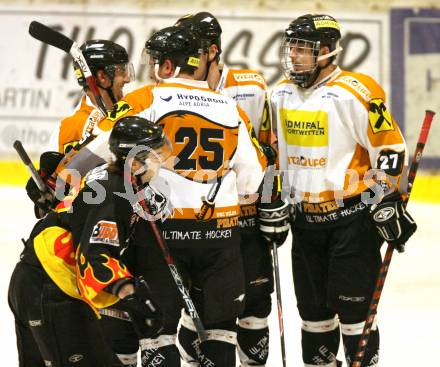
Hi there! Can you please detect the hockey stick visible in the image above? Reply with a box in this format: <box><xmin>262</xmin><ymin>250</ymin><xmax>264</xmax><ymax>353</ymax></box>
<box><xmin>352</xmin><ymin>109</ymin><xmax>435</xmax><ymax>367</ymax></box>
<box><xmin>28</xmin><ymin>21</ymin><xmax>108</xmax><ymax>115</ymax></box>
<box><xmin>258</xmin><ymin>98</ymin><xmax>288</xmax><ymax>365</ymax></box>
<box><xmin>13</xmin><ymin>140</ymin><xmax>51</xmax><ymax>194</ymax></box>
<box><xmin>272</xmin><ymin>242</ymin><xmax>287</xmax><ymax>367</ymax></box>
<box><xmin>196</xmin><ymin>177</ymin><xmax>221</xmax><ymax>221</ymax></box>
<box><xmin>131</xmin><ymin>177</ymin><xmax>207</xmax><ymax>342</ymax></box>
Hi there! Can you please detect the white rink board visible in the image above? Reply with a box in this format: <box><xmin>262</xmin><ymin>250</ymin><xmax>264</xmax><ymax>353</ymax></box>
<box><xmin>0</xmin><ymin>186</ymin><xmax>439</xmax><ymax>366</ymax></box>
<box><xmin>0</xmin><ymin>6</ymin><xmax>386</xmax><ymax>158</ymax></box>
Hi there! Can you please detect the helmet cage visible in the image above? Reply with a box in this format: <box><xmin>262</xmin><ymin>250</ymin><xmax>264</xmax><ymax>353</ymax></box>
<box><xmin>280</xmin><ymin>36</ymin><xmax>321</xmax><ymax>88</ymax></box>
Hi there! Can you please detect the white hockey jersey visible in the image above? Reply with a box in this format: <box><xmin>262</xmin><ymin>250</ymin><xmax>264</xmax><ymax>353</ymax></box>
<box><xmin>63</xmin><ymin>77</ymin><xmax>267</xmax><ymax>247</ymax></box>
<box><xmin>271</xmin><ymin>67</ymin><xmax>407</xmax><ymax>227</ymax></box>
<box><xmin>216</xmin><ymin>65</ymin><xmax>271</xmax><ymax>231</ymax></box>
<box><xmin>216</xmin><ymin>65</ymin><xmax>269</xmax><ymax>137</ymax></box>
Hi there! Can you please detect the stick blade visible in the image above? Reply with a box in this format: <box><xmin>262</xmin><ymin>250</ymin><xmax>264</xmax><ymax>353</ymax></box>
<box><xmin>29</xmin><ymin>21</ymin><xmax>73</xmax><ymax>53</ymax></box>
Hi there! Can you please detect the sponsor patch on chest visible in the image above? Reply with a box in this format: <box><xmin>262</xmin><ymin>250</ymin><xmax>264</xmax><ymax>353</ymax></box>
<box><xmin>280</xmin><ymin>109</ymin><xmax>329</xmax><ymax>147</ymax></box>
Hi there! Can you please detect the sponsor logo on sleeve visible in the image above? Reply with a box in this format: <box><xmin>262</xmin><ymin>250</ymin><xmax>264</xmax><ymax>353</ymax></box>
<box><xmin>107</xmin><ymin>101</ymin><xmax>133</xmax><ymax>122</ymax></box>
<box><xmin>90</xmin><ymin>220</ymin><xmax>119</xmax><ymax>246</ymax></box>
<box><xmin>233</xmin><ymin>72</ymin><xmax>266</xmax><ymax>85</ymax></box>
<box><xmin>337</xmin><ymin>76</ymin><xmax>371</xmax><ymax>102</ymax></box>
<box><xmin>369</xmin><ymin>98</ymin><xmax>394</xmax><ymax>134</ymax></box>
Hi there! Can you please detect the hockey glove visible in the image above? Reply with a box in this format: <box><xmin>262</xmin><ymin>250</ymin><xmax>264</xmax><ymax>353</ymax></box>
<box><xmin>370</xmin><ymin>192</ymin><xmax>417</xmax><ymax>248</ymax></box>
<box><xmin>25</xmin><ymin>151</ymin><xmax>63</xmax><ymax>218</ymax></box>
<box><xmin>257</xmin><ymin>198</ymin><xmax>290</xmax><ymax>247</ymax></box>
<box><xmin>260</xmin><ymin>143</ymin><xmax>277</xmax><ymax>166</ymax></box>
<box><xmin>117</xmin><ymin>278</ymin><xmax>163</xmax><ymax>338</ymax></box>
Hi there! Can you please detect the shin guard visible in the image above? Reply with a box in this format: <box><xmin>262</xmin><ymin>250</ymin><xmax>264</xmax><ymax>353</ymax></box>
<box><xmin>341</xmin><ymin>321</ymin><xmax>379</xmax><ymax>367</ymax></box>
<box><xmin>140</xmin><ymin>334</ymin><xmax>180</xmax><ymax>367</ymax></box>
<box><xmin>178</xmin><ymin>311</ymin><xmax>237</xmax><ymax>367</ymax></box>
<box><xmin>116</xmin><ymin>352</ymin><xmax>138</xmax><ymax>366</ymax></box>
<box><xmin>301</xmin><ymin>316</ymin><xmax>340</xmax><ymax>366</ymax></box>
<box><xmin>237</xmin><ymin>316</ymin><xmax>269</xmax><ymax>366</ymax></box>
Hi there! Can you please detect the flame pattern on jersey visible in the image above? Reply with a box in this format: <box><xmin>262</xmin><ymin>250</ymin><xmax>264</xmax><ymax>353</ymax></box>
<box><xmin>76</xmin><ymin>250</ymin><xmax>131</xmax><ymax>309</ymax></box>
<box><xmin>33</xmin><ymin>226</ymin><xmax>82</xmax><ymax>300</ymax></box>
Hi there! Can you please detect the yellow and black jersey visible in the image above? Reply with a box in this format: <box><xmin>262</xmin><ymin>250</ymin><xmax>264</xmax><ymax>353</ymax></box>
<box><xmin>54</xmin><ymin>165</ymin><xmax>136</xmax><ymax>310</ymax></box>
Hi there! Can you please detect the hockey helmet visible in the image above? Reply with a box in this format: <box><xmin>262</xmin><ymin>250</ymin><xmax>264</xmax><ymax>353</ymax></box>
<box><xmin>143</xmin><ymin>26</ymin><xmax>203</xmax><ymax>76</ymax></box>
<box><xmin>109</xmin><ymin>116</ymin><xmax>169</xmax><ymax>165</ymax></box>
<box><xmin>175</xmin><ymin>12</ymin><xmax>222</xmax><ymax>54</ymax></box>
<box><xmin>74</xmin><ymin>40</ymin><xmax>134</xmax><ymax>88</ymax></box>
<box><xmin>280</xmin><ymin>14</ymin><xmax>342</xmax><ymax>88</ymax></box>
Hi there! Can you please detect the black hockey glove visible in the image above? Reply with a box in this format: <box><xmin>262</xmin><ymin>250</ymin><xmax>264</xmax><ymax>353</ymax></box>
<box><xmin>370</xmin><ymin>192</ymin><xmax>417</xmax><ymax>248</ymax></box>
<box><xmin>117</xmin><ymin>278</ymin><xmax>163</xmax><ymax>338</ymax></box>
<box><xmin>257</xmin><ymin>198</ymin><xmax>290</xmax><ymax>247</ymax></box>
<box><xmin>25</xmin><ymin>151</ymin><xmax>63</xmax><ymax>218</ymax></box>
<box><xmin>260</xmin><ymin>143</ymin><xmax>277</xmax><ymax>166</ymax></box>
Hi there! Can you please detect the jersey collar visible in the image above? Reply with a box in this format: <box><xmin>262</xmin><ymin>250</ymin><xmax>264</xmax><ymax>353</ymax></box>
<box><xmin>162</xmin><ymin>77</ymin><xmax>209</xmax><ymax>89</ymax></box>
<box><xmin>310</xmin><ymin>67</ymin><xmax>342</xmax><ymax>90</ymax></box>
<box><xmin>215</xmin><ymin>64</ymin><xmax>229</xmax><ymax>93</ymax></box>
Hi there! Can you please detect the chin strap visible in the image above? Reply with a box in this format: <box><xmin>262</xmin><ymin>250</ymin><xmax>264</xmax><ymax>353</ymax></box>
<box><xmin>96</xmin><ymin>69</ymin><xmax>118</xmax><ymax>105</ymax></box>
<box><xmin>203</xmin><ymin>51</ymin><xmax>217</xmax><ymax>81</ymax></box>
<box><xmin>298</xmin><ymin>53</ymin><xmax>339</xmax><ymax>88</ymax></box>
<box><xmin>317</xmin><ymin>45</ymin><xmax>343</xmax><ymax>62</ymax></box>
<box><xmin>102</xmin><ymin>84</ymin><xmax>117</xmax><ymax>105</ymax></box>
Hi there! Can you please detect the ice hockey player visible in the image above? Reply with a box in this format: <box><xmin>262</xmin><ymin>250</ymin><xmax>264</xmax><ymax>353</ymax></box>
<box><xmin>271</xmin><ymin>13</ymin><xmax>417</xmax><ymax>366</ymax></box>
<box><xmin>175</xmin><ymin>12</ymin><xmax>290</xmax><ymax>366</ymax></box>
<box><xmin>8</xmin><ymin>116</ymin><xmax>165</xmax><ymax>367</ymax></box>
<box><xmin>26</xmin><ymin>39</ymin><xmax>133</xmax><ymax>219</ymax></box>
<box><xmin>24</xmin><ymin>39</ymin><xmax>142</xmax><ymax>367</ymax></box>
<box><xmin>74</xmin><ymin>24</ymin><xmax>268</xmax><ymax>366</ymax></box>
<box><xmin>49</xmin><ymin>39</ymin><xmax>134</xmax><ymax>154</ymax></box>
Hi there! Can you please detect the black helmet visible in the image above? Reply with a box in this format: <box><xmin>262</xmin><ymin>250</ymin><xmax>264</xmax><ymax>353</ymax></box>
<box><xmin>280</xmin><ymin>14</ymin><xmax>342</xmax><ymax>88</ymax></box>
<box><xmin>144</xmin><ymin>26</ymin><xmax>202</xmax><ymax>72</ymax></box>
<box><xmin>74</xmin><ymin>40</ymin><xmax>130</xmax><ymax>88</ymax></box>
<box><xmin>109</xmin><ymin>116</ymin><xmax>166</xmax><ymax>162</ymax></box>
<box><xmin>175</xmin><ymin>12</ymin><xmax>222</xmax><ymax>54</ymax></box>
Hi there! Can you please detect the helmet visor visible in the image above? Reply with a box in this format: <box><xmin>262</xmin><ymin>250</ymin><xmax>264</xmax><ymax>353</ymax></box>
<box><xmin>114</xmin><ymin>62</ymin><xmax>135</xmax><ymax>83</ymax></box>
<box><xmin>132</xmin><ymin>137</ymin><xmax>173</xmax><ymax>178</ymax></box>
